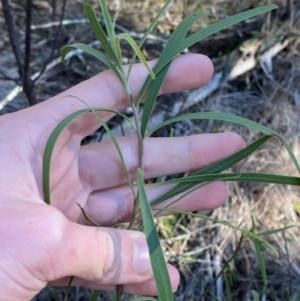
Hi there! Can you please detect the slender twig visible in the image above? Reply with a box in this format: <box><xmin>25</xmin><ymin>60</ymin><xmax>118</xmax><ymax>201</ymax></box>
<box><xmin>51</xmin><ymin>0</ymin><xmax>56</xmax><ymax>22</ymax></box>
<box><xmin>116</xmin><ymin>286</ymin><xmax>123</xmax><ymax>301</ymax></box>
<box><xmin>31</xmin><ymin>18</ymin><xmax>168</xmax><ymax>44</ymax></box>
<box><xmin>287</xmin><ymin>0</ymin><xmax>294</xmax><ymax>28</ymax></box>
<box><xmin>131</xmin><ymin>96</ymin><xmax>144</xmax><ymax>169</ymax></box>
<box><xmin>1</xmin><ymin>0</ymin><xmax>24</xmax><ymax>78</ymax></box>
<box><xmin>33</xmin><ymin>0</ymin><xmax>67</xmax><ymax>83</ymax></box>
<box><xmin>23</xmin><ymin>0</ymin><xmax>37</xmax><ymax>106</ymax></box>
<box><xmin>0</xmin><ymin>70</ymin><xmax>20</xmax><ymax>83</ymax></box>
<box><xmin>116</xmin><ymin>93</ymin><xmax>144</xmax><ymax>301</ymax></box>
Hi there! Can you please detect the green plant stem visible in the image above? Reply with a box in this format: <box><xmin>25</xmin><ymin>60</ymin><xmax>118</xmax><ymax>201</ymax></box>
<box><xmin>130</xmin><ymin>94</ymin><xmax>144</xmax><ymax>169</ymax></box>
<box><xmin>128</xmin><ymin>93</ymin><xmax>144</xmax><ymax>230</ymax></box>
<box><xmin>116</xmin><ymin>94</ymin><xmax>144</xmax><ymax>301</ymax></box>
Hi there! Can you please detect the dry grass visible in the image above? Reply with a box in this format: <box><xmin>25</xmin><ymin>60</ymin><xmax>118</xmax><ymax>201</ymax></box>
<box><xmin>157</xmin><ymin>4</ymin><xmax>300</xmax><ymax>299</ymax></box>
<box><xmin>1</xmin><ymin>0</ymin><xmax>300</xmax><ymax>300</ymax></box>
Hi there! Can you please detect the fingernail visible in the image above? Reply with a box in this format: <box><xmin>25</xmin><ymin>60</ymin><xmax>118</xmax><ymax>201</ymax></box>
<box><xmin>134</xmin><ymin>239</ymin><xmax>153</xmax><ymax>276</ymax></box>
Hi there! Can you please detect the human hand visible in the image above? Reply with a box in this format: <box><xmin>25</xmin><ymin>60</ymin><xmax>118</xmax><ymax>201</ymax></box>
<box><xmin>0</xmin><ymin>54</ymin><xmax>245</xmax><ymax>301</ymax></box>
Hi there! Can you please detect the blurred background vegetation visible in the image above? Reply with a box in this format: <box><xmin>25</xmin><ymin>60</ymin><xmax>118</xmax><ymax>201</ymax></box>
<box><xmin>1</xmin><ymin>0</ymin><xmax>300</xmax><ymax>300</ymax></box>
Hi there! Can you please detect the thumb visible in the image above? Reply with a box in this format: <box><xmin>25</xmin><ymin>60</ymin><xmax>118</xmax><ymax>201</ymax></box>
<box><xmin>50</xmin><ymin>222</ymin><xmax>155</xmax><ymax>285</ymax></box>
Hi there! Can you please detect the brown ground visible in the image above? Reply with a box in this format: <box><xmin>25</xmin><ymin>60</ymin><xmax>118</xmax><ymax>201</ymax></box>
<box><xmin>1</xmin><ymin>0</ymin><xmax>300</xmax><ymax>300</ymax></box>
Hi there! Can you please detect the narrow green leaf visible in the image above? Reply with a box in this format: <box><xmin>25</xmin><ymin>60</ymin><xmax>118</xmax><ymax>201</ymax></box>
<box><xmin>139</xmin><ymin>5</ymin><xmax>278</xmax><ymax>135</ymax></box>
<box><xmin>61</xmin><ymin>43</ymin><xmax>124</xmax><ymax>87</ymax></box>
<box><xmin>43</xmin><ymin>106</ymin><xmax>135</xmax><ymax>205</ymax></box>
<box><xmin>283</xmin><ymin>142</ymin><xmax>300</xmax><ymax>174</ymax></box>
<box><xmin>137</xmin><ymin>168</ymin><xmax>174</xmax><ymax>301</ymax></box>
<box><xmin>224</xmin><ymin>272</ymin><xmax>233</xmax><ymax>301</ymax></box>
<box><xmin>154</xmin><ymin>207</ymin><xmax>288</xmax><ymax>247</ymax></box>
<box><xmin>160</xmin><ymin>5</ymin><xmax>278</xmax><ymax>64</ymax></box>
<box><xmin>112</xmin><ymin>1</ymin><xmax>123</xmax><ymax>30</ymax></box>
<box><xmin>140</xmin><ymin>63</ymin><xmax>170</xmax><ymax>134</ymax></box>
<box><xmin>253</xmin><ymin>241</ymin><xmax>267</xmax><ymax>286</ymax></box>
<box><xmin>83</xmin><ymin>4</ymin><xmax>119</xmax><ymax>65</ymax></box>
<box><xmin>250</xmin><ymin>216</ymin><xmax>257</xmax><ymax>233</ymax></box>
<box><xmin>258</xmin><ymin>225</ymin><xmax>294</xmax><ymax>237</ymax></box>
<box><xmin>146</xmin><ymin>111</ymin><xmax>300</xmax><ymax>174</ymax></box>
<box><xmin>258</xmin><ymin>239</ymin><xmax>278</xmax><ymax>257</ymax></box>
<box><xmin>208</xmin><ymin>293</ymin><xmax>222</xmax><ymax>301</ymax></box>
<box><xmin>147</xmin><ymin>112</ymin><xmax>277</xmax><ymax>137</ymax></box>
<box><xmin>130</xmin><ymin>297</ymin><xmax>157</xmax><ymax>301</ymax></box>
<box><xmin>140</xmin><ymin>11</ymin><xmax>209</xmax><ymax>136</ymax></box>
<box><xmin>156</xmin><ymin>207</ymin><xmax>282</xmax><ymax>266</ymax></box>
<box><xmin>251</xmin><ymin>290</ymin><xmax>260</xmax><ymax>301</ymax></box>
<box><xmin>156</xmin><ymin>175</ymin><xmax>299</xmax><ymax>220</ymax></box>
<box><xmin>127</xmin><ymin>0</ymin><xmax>173</xmax><ymax>79</ymax></box>
<box><xmin>157</xmin><ymin>172</ymin><xmax>300</xmax><ymax>186</ymax></box>
<box><xmin>117</xmin><ymin>33</ymin><xmax>156</xmax><ymax>79</ymax></box>
<box><xmin>151</xmin><ymin>136</ymin><xmax>271</xmax><ymax>206</ymax></box>
<box><xmin>99</xmin><ymin>0</ymin><xmax>115</xmax><ymax>45</ymax></box>
<box><xmin>89</xmin><ymin>290</ymin><xmax>101</xmax><ymax>301</ymax></box>
<box><xmin>162</xmin><ymin>12</ymin><xmax>209</xmax><ymax>53</ymax></box>
<box><xmin>67</xmin><ymin>96</ymin><xmax>136</xmax><ymax>198</ymax></box>
<box><xmin>114</xmin><ymin>37</ymin><xmax>123</xmax><ymax>66</ymax></box>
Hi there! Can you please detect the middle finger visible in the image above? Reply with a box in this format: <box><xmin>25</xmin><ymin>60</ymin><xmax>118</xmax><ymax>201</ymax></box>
<box><xmin>78</xmin><ymin>132</ymin><xmax>245</xmax><ymax>192</ymax></box>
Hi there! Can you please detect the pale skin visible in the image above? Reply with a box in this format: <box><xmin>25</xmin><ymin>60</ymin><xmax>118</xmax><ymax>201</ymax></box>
<box><xmin>0</xmin><ymin>54</ymin><xmax>246</xmax><ymax>300</ymax></box>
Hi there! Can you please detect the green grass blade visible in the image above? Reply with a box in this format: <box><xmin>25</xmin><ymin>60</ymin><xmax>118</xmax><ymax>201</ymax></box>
<box><xmin>224</xmin><ymin>272</ymin><xmax>233</xmax><ymax>301</ymax></box>
<box><xmin>89</xmin><ymin>290</ymin><xmax>101</xmax><ymax>301</ymax></box>
<box><xmin>253</xmin><ymin>241</ymin><xmax>267</xmax><ymax>286</ymax></box>
<box><xmin>112</xmin><ymin>1</ymin><xmax>123</xmax><ymax>30</ymax></box>
<box><xmin>258</xmin><ymin>240</ymin><xmax>278</xmax><ymax>257</ymax></box>
<box><xmin>146</xmin><ymin>111</ymin><xmax>300</xmax><ymax>173</ymax></box>
<box><xmin>258</xmin><ymin>226</ymin><xmax>294</xmax><ymax>237</ymax></box>
<box><xmin>127</xmin><ymin>0</ymin><xmax>173</xmax><ymax>79</ymax></box>
<box><xmin>83</xmin><ymin>4</ymin><xmax>119</xmax><ymax>65</ymax></box>
<box><xmin>283</xmin><ymin>142</ymin><xmax>300</xmax><ymax>174</ymax></box>
<box><xmin>137</xmin><ymin>168</ymin><xmax>174</xmax><ymax>301</ymax></box>
<box><xmin>140</xmin><ymin>11</ymin><xmax>209</xmax><ymax>136</ymax></box>
<box><xmin>154</xmin><ymin>207</ymin><xmax>285</xmax><ymax>242</ymax></box>
<box><xmin>251</xmin><ymin>290</ymin><xmax>260</xmax><ymax>301</ymax></box>
<box><xmin>43</xmin><ymin>106</ymin><xmax>135</xmax><ymax>205</ymax></box>
<box><xmin>151</xmin><ymin>136</ymin><xmax>271</xmax><ymax>206</ymax></box>
<box><xmin>117</xmin><ymin>33</ymin><xmax>156</xmax><ymax>80</ymax></box>
<box><xmin>61</xmin><ymin>43</ymin><xmax>124</xmax><ymax>87</ymax></box>
<box><xmin>155</xmin><ymin>207</ymin><xmax>285</xmax><ymax>262</ymax></box>
<box><xmin>159</xmin><ymin>172</ymin><xmax>300</xmax><ymax>186</ymax></box>
<box><xmin>208</xmin><ymin>293</ymin><xmax>221</xmax><ymax>301</ymax></box>
<box><xmin>99</xmin><ymin>0</ymin><xmax>115</xmax><ymax>45</ymax></box>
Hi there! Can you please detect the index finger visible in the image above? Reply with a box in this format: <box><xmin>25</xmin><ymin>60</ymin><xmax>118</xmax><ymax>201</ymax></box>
<box><xmin>29</xmin><ymin>54</ymin><xmax>213</xmax><ymax>137</ymax></box>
